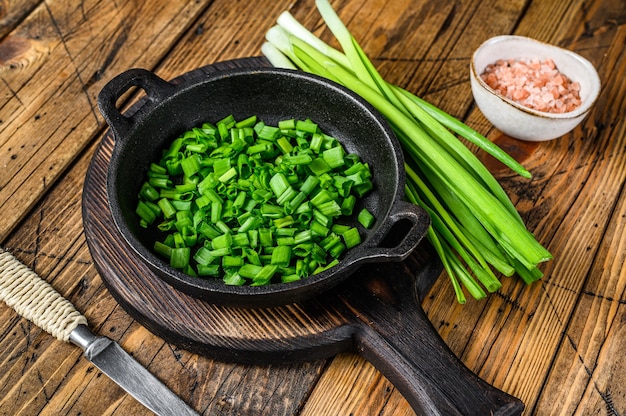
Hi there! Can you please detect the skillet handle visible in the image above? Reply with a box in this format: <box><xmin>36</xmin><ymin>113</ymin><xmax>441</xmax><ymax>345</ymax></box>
<box><xmin>346</xmin><ymin>200</ymin><xmax>430</xmax><ymax>264</ymax></box>
<box><xmin>349</xmin><ymin>292</ymin><xmax>524</xmax><ymax>415</ymax></box>
<box><xmin>97</xmin><ymin>68</ymin><xmax>177</xmax><ymax>139</ymax></box>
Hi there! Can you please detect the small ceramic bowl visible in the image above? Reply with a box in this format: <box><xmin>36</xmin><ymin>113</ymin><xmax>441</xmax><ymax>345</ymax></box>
<box><xmin>470</xmin><ymin>35</ymin><xmax>601</xmax><ymax>141</ymax></box>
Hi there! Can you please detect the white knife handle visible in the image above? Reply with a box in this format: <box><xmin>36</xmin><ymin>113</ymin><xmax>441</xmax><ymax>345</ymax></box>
<box><xmin>0</xmin><ymin>248</ymin><xmax>87</xmax><ymax>342</ymax></box>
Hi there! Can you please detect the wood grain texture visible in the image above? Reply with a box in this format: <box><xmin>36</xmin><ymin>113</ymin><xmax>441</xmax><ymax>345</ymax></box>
<box><xmin>532</xmin><ymin>25</ymin><xmax>626</xmax><ymax>415</ymax></box>
<box><xmin>1</xmin><ymin>0</ymin><xmax>625</xmax><ymax>414</ymax></box>
<box><xmin>421</xmin><ymin>2</ymin><xmax>626</xmax><ymax>415</ymax></box>
<box><xmin>0</xmin><ymin>0</ymin><xmax>41</xmax><ymax>39</ymax></box>
<box><xmin>0</xmin><ymin>0</ymin><xmax>211</xmax><ymax>242</ymax></box>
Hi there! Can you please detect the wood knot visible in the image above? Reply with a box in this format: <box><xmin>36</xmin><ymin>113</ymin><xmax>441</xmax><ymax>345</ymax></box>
<box><xmin>217</xmin><ymin>394</ymin><xmax>234</xmax><ymax>410</ymax></box>
<box><xmin>0</xmin><ymin>35</ymin><xmax>51</xmax><ymax>70</ymax></box>
<box><xmin>0</xmin><ymin>36</ymin><xmax>29</xmax><ymax>65</ymax></box>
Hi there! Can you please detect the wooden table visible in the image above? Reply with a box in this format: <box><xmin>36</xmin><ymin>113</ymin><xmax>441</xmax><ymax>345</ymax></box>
<box><xmin>1</xmin><ymin>0</ymin><xmax>624</xmax><ymax>414</ymax></box>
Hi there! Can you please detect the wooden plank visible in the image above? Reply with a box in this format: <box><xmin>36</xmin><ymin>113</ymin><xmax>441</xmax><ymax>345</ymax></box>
<box><xmin>467</xmin><ymin>6</ymin><xmax>623</xmax><ymax>413</ymax></box>
<box><xmin>0</xmin><ymin>0</ymin><xmax>41</xmax><ymax>38</ymax></box>
<box><xmin>149</xmin><ymin>0</ymin><xmax>291</xmax><ymax>79</ymax></box>
<box><xmin>0</xmin><ymin>0</ymin><xmax>211</xmax><ymax>242</ymax></box>
<box><xmin>532</xmin><ymin>24</ymin><xmax>626</xmax><ymax>415</ymax></box>
<box><xmin>422</xmin><ymin>2</ymin><xmax>626</xmax><ymax>415</ymax></box>
<box><xmin>301</xmin><ymin>353</ymin><xmax>413</xmax><ymax>416</ymax></box>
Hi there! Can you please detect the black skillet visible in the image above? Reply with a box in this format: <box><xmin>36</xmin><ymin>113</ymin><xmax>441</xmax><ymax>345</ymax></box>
<box><xmin>83</xmin><ymin>58</ymin><xmax>524</xmax><ymax>415</ymax></box>
<box><xmin>98</xmin><ymin>63</ymin><xmax>427</xmax><ymax>308</ymax></box>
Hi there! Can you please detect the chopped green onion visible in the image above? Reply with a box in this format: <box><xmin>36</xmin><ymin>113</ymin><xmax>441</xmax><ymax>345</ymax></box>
<box><xmin>210</xmin><ymin>200</ymin><xmax>223</xmax><ymax>224</ymax></box>
<box><xmin>257</xmin><ymin>125</ymin><xmax>281</xmax><ymax>141</ymax></box>
<box><xmin>181</xmin><ymin>154</ymin><xmax>202</xmax><ymax>177</ymax></box>
<box><xmin>357</xmin><ymin>208</ymin><xmax>375</xmax><ymax>229</ymax></box>
<box><xmin>149</xmin><ymin>177</ymin><xmax>172</xmax><ymax>189</ymax></box>
<box><xmin>140</xmin><ymin>182</ymin><xmax>160</xmax><ymax>201</ymax></box>
<box><xmin>294</xmin><ymin>230</ymin><xmax>312</xmax><ymax>244</ymax></box>
<box><xmin>283</xmin><ymin>154</ymin><xmax>313</xmax><ymax>165</ymax></box>
<box><xmin>235</xmin><ymin>115</ymin><xmax>257</xmax><ymax>128</ymax></box>
<box><xmin>222</xmin><ymin>256</ymin><xmax>244</xmax><ymax>268</ymax></box>
<box><xmin>308</xmin><ymin>158</ymin><xmax>332</xmax><ymax>176</ymax></box>
<box><xmin>278</xmin><ymin>119</ymin><xmax>295</xmax><ymax>130</ymax></box>
<box><xmin>271</xmin><ymin>245</ymin><xmax>292</xmax><ymax>267</ymax></box>
<box><xmin>251</xmin><ymin>265</ymin><xmax>279</xmax><ymax>286</ymax></box>
<box><xmin>223</xmin><ymin>271</ymin><xmax>246</xmax><ymax>285</ymax></box>
<box><xmin>136</xmin><ymin>201</ymin><xmax>157</xmax><ymax>226</ymax></box>
<box><xmin>328</xmin><ymin>241</ymin><xmax>346</xmax><ymax>258</ymax></box>
<box><xmin>270</xmin><ymin>172</ymin><xmax>290</xmax><ymax>197</ymax></box>
<box><xmin>281</xmin><ymin>274</ymin><xmax>301</xmax><ymax>283</ymax></box>
<box><xmin>239</xmin><ymin>263</ymin><xmax>263</xmax><ymax>279</ymax></box>
<box><xmin>274</xmin><ymin>215</ymin><xmax>295</xmax><ymax>228</ymax></box>
<box><xmin>322</xmin><ymin>146</ymin><xmax>345</xmax><ymax>168</ymax></box>
<box><xmin>211</xmin><ymin>233</ymin><xmax>232</xmax><ymax>250</ymax></box>
<box><xmin>232</xmin><ymin>232</ymin><xmax>250</xmax><ymax>247</ymax></box>
<box><xmin>276</xmin><ymin>137</ymin><xmax>294</xmax><ymax>154</ymax></box>
<box><xmin>170</xmin><ymin>247</ymin><xmax>190</xmax><ymax>269</ymax></box>
<box><xmin>136</xmin><ymin>114</ymin><xmax>375</xmax><ymax>287</ymax></box>
<box><xmin>340</xmin><ymin>195</ymin><xmax>356</xmax><ymax>216</ymax></box>
<box><xmin>194</xmin><ymin>247</ymin><xmax>215</xmax><ymax>266</ymax></box>
<box><xmin>317</xmin><ymin>200</ymin><xmax>342</xmax><ymax>217</ymax></box>
<box><xmin>342</xmin><ymin>227</ymin><xmax>361</xmax><ymax>249</ymax></box>
<box><xmin>154</xmin><ymin>241</ymin><xmax>172</xmax><ymax>259</ymax></box>
<box><xmin>198</xmin><ymin>264</ymin><xmax>221</xmax><ymax>277</ymax></box>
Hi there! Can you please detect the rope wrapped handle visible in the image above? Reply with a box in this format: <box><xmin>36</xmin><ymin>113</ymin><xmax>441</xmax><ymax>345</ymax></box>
<box><xmin>0</xmin><ymin>248</ymin><xmax>87</xmax><ymax>342</ymax></box>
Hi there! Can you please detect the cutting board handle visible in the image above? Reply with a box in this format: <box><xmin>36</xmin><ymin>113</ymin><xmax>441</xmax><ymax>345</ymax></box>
<box><xmin>343</xmin><ymin>275</ymin><xmax>524</xmax><ymax>415</ymax></box>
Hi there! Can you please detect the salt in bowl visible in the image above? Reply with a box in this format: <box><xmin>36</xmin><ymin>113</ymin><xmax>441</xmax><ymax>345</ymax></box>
<box><xmin>470</xmin><ymin>35</ymin><xmax>601</xmax><ymax>141</ymax></box>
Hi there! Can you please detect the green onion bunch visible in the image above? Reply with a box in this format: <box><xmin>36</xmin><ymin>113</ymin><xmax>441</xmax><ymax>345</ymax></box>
<box><xmin>136</xmin><ymin>114</ymin><xmax>376</xmax><ymax>286</ymax></box>
<box><xmin>262</xmin><ymin>0</ymin><xmax>552</xmax><ymax>303</ymax></box>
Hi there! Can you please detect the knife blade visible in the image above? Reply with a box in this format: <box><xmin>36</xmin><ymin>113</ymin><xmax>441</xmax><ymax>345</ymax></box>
<box><xmin>0</xmin><ymin>248</ymin><xmax>199</xmax><ymax>416</ymax></box>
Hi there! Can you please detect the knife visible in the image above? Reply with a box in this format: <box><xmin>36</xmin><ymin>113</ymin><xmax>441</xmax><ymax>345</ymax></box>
<box><xmin>0</xmin><ymin>248</ymin><xmax>199</xmax><ymax>416</ymax></box>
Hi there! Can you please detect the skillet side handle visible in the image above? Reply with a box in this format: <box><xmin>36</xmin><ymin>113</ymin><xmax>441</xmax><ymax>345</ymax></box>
<box><xmin>349</xmin><ymin>200</ymin><xmax>430</xmax><ymax>263</ymax></box>
<box><xmin>97</xmin><ymin>68</ymin><xmax>177</xmax><ymax>139</ymax></box>
<box><xmin>352</xmin><ymin>299</ymin><xmax>524</xmax><ymax>415</ymax></box>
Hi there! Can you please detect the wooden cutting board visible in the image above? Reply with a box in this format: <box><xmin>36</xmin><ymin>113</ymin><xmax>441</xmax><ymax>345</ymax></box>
<box><xmin>82</xmin><ymin>58</ymin><xmax>524</xmax><ymax>415</ymax></box>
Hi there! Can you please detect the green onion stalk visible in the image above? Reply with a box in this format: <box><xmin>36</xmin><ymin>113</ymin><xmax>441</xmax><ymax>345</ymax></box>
<box><xmin>261</xmin><ymin>0</ymin><xmax>552</xmax><ymax>303</ymax></box>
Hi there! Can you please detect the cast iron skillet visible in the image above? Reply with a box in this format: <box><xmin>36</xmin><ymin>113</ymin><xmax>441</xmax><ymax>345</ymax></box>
<box><xmin>97</xmin><ymin>66</ymin><xmax>430</xmax><ymax>308</ymax></box>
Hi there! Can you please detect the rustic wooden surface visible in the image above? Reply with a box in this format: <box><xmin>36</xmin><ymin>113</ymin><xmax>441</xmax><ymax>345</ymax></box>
<box><xmin>0</xmin><ymin>0</ymin><xmax>624</xmax><ymax>415</ymax></box>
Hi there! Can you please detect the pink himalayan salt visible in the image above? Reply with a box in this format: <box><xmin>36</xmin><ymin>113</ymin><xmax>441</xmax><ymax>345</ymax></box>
<box><xmin>480</xmin><ymin>57</ymin><xmax>582</xmax><ymax>113</ymax></box>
